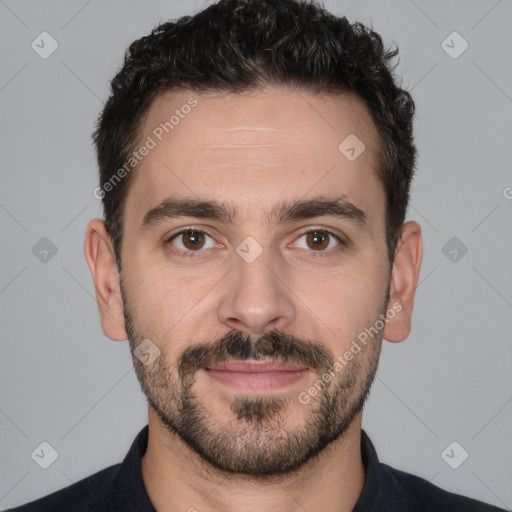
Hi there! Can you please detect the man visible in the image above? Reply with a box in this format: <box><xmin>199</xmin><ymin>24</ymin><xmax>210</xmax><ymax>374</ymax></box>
<box><xmin>10</xmin><ymin>0</ymin><xmax>506</xmax><ymax>510</ymax></box>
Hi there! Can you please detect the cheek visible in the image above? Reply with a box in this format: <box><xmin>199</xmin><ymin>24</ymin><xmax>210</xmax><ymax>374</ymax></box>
<box><xmin>304</xmin><ymin>258</ymin><xmax>387</xmax><ymax>342</ymax></box>
<box><xmin>123</xmin><ymin>261</ymin><xmax>220</xmax><ymax>341</ymax></box>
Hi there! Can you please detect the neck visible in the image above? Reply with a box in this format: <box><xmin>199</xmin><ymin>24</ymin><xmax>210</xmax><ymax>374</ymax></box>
<box><xmin>141</xmin><ymin>409</ymin><xmax>366</xmax><ymax>512</ymax></box>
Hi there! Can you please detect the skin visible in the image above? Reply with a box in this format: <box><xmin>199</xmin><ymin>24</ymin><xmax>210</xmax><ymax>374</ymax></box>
<box><xmin>85</xmin><ymin>87</ymin><xmax>422</xmax><ymax>512</ymax></box>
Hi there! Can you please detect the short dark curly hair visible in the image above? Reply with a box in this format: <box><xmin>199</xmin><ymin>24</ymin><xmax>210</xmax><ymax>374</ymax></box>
<box><xmin>93</xmin><ymin>0</ymin><xmax>416</xmax><ymax>269</ymax></box>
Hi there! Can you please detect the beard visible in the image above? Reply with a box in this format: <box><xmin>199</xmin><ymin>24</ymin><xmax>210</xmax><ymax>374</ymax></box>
<box><xmin>121</xmin><ymin>279</ymin><xmax>387</xmax><ymax>478</ymax></box>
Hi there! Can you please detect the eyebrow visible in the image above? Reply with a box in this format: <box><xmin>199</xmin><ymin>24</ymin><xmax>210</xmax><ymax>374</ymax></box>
<box><xmin>140</xmin><ymin>195</ymin><xmax>368</xmax><ymax>232</ymax></box>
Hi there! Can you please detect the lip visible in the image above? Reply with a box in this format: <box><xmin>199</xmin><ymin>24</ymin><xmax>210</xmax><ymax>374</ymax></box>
<box><xmin>202</xmin><ymin>360</ymin><xmax>310</xmax><ymax>391</ymax></box>
<box><xmin>206</xmin><ymin>360</ymin><xmax>308</xmax><ymax>372</ymax></box>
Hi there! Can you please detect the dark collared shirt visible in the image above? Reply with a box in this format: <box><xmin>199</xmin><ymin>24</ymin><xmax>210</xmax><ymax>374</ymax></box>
<box><xmin>9</xmin><ymin>425</ymin><xmax>506</xmax><ymax>511</ymax></box>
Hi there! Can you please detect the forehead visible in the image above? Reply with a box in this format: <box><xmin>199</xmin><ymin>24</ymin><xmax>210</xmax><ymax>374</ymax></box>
<box><xmin>124</xmin><ymin>86</ymin><xmax>383</xmax><ymax>230</ymax></box>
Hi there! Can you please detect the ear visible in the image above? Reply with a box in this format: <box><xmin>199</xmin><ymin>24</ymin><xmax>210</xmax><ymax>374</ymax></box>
<box><xmin>84</xmin><ymin>218</ymin><xmax>127</xmax><ymax>341</ymax></box>
<box><xmin>383</xmin><ymin>221</ymin><xmax>423</xmax><ymax>343</ymax></box>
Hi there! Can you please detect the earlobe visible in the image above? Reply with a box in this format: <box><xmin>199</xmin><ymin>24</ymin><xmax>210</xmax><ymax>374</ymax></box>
<box><xmin>383</xmin><ymin>221</ymin><xmax>423</xmax><ymax>343</ymax></box>
<box><xmin>84</xmin><ymin>218</ymin><xmax>128</xmax><ymax>341</ymax></box>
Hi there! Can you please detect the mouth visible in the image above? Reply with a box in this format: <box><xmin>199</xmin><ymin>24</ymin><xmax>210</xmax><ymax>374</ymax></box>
<box><xmin>202</xmin><ymin>360</ymin><xmax>311</xmax><ymax>391</ymax></box>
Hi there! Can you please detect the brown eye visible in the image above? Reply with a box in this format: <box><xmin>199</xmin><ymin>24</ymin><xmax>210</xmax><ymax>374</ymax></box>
<box><xmin>305</xmin><ymin>231</ymin><xmax>330</xmax><ymax>251</ymax></box>
<box><xmin>291</xmin><ymin>229</ymin><xmax>344</xmax><ymax>256</ymax></box>
<box><xmin>168</xmin><ymin>229</ymin><xmax>216</xmax><ymax>253</ymax></box>
<box><xmin>181</xmin><ymin>231</ymin><xmax>205</xmax><ymax>250</ymax></box>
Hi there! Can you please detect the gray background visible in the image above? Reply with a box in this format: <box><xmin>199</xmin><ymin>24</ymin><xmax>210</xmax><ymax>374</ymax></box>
<box><xmin>1</xmin><ymin>0</ymin><xmax>511</xmax><ymax>509</ymax></box>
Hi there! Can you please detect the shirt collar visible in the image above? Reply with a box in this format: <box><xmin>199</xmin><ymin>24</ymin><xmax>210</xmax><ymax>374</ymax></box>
<box><xmin>112</xmin><ymin>425</ymin><xmax>155</xmax><ymax>511</ymax></box>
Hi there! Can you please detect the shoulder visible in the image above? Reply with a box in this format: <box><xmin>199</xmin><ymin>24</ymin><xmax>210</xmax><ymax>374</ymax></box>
<box><xmin>6</xmin><ymin>463</ymin><xmax>121</xmax><ymax>512</ymax></box>
<box><xmin>380</xmin><ymin>462</ymin><xmax>506</xmax><ymax>511</ymax></box>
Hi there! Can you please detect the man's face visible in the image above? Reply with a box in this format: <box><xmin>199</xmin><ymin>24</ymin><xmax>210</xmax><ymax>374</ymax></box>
<box><xmin>119</xmin><ymin>87</ymin><xmax>391</xmax><ymax>476</ymax></box>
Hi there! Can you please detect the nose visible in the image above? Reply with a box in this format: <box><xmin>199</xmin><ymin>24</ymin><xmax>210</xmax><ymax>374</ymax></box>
<box><xmin>216</xmin><ymin>243</ymin><xmax>296</xmax><ymax>336</ymax></box>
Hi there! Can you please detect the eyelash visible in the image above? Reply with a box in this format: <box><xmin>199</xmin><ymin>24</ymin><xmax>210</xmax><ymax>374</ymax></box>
<box><xmin>165</xmin><ymin>227</ymin><xmax>346</xmax><ymax>259</ymax></box>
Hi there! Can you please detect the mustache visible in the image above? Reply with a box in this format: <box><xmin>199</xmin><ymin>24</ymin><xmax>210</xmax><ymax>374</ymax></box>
<box><xmin>178</xmin><ymin>330</ymin><xmax>334</xmax><ymax>380</ymax></box>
